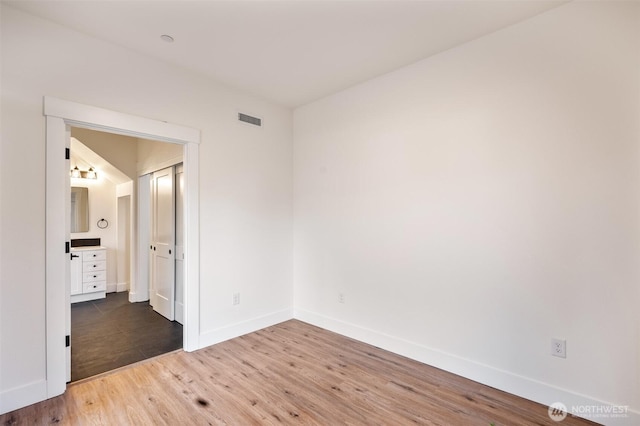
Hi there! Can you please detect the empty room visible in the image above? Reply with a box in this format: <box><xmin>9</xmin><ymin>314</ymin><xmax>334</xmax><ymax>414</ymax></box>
<box><xmin>0</xmin><ymin>1</ymin><xmax>638</xmax><ymax>425</ymax></box>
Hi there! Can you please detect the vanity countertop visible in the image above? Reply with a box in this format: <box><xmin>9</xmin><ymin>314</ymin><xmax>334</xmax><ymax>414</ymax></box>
<box><xmin>70</xmin><ymin>246</ymin><xmax>105</xmax><ymax>252</ymax></box>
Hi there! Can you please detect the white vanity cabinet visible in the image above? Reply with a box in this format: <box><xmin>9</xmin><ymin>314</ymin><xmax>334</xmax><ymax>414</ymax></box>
<box><xmin>70</xmin><ymin>247</ymin><xmax>107</xmax><ymax>303</ymax></box>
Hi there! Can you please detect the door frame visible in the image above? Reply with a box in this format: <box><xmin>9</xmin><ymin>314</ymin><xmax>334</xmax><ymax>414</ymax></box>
<box><xmin>44</xmin><ymin>97</ymin><xmax>201</xmax><ymax>398</ymax></box>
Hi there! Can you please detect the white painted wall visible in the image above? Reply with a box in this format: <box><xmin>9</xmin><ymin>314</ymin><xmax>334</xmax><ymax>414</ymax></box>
<box><xmin>116</xmin><ymin>181</ymin><xmax>134</xmax><ymax>294</ymax></box>
<box><xmin>116</xmin><ymin>195</ymin><xmax>131</xmax><ymax>292</ymax></box>
<box><xmin>0</xmin><ymin>4</ymin><xmax>292</xmax><ymax>412</ymax></box>
<box><xmin>70</xmin><ymin>177</ymin><xmax>118</xmax><ymax>290</ymax></box>
<box><xmin>293</xmin><ymin>1</ymin><xmax>640</xmax><ymax>423</ymax></box>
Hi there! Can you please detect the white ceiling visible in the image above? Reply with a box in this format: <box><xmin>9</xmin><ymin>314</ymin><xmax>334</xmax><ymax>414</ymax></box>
<box><xmin>5</xmin><ymin>0</ymin><xmax>565</xmax><ymax>108</ymax></box>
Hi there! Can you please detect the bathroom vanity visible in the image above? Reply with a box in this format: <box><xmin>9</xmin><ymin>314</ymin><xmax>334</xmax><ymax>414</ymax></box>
<box><xmin>70</xmin><ymin>246</ymin><xmax>107</xmax><ymax>303</ymax></box>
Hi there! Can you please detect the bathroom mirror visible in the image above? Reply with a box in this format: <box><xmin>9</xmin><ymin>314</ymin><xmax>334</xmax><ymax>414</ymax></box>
<box><xmin>70</xmin><ymin>187</ymin><xmax>89</xmax><ymax>233</ymax></box>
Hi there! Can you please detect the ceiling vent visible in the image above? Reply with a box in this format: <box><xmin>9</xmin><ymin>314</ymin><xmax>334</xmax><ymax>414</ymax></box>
<box><xmin>238</xmin><ymin>112</ymin><xmax>262</xmax><ymax>127</ymax></box>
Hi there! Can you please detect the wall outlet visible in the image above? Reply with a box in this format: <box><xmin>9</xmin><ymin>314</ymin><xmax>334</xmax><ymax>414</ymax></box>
<box><xmin>338</xmin><ymin>293</ymin><xmax>345</xmax><ymax>304</ymax></box>
<box><xmin>233</xmin><ymin>292</ymin><xmax>240</xmax><ymax>306</ymax></box>
<box><xmin>551</xmin><ymin>338</ymin><xmax>566</xmax><ymax>358</ymax></box>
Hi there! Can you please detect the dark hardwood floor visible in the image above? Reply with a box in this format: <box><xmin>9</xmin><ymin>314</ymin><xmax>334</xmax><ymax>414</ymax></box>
<box><xmin>2</xmin><ymin>320</ymin><xmax>597</xmax><ymax>425</ymax></box>
<box><xmin>71</xmin><ymin>291</ymin><xmax>183</xmax><ymax>381</ymax></box>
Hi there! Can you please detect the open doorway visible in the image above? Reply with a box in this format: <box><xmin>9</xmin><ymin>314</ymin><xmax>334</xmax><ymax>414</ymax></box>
<box><xmin>68</xmin><ymin>128</ymin><xmax>185</xmax><ymax>381</ymax></box>
<box><xmin>45</xmin><ymin>97</ymin><xmax>200</xmax><ymax>400</ymax></box>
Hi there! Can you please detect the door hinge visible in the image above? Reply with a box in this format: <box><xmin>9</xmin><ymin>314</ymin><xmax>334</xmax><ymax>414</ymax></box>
<box><xmin>65</xmin><ymin>148</ymin><xmax>70</xmax><ymax>160</ymax></box>
<box><xmin>65</xmin><ymin>241</ymin><xmax>70</xmax><ymax>254</ymax></box>
<box><xmin>65</xmin><ymin>335</ymin><xmax>70</xmax><ymax>347</ymax></box>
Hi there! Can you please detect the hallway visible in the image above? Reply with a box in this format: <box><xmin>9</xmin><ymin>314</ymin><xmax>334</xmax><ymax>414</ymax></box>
<box><xmin>71</xmin><ymin>292</ymin><xmax>183</xmax><ymax>381</ymax></box>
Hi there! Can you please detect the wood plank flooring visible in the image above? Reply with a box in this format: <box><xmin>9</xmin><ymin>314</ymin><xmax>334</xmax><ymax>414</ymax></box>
<box><xmin>71</xmin><ymin>292</ymin><xmax>183</xmax><ymax>381</ymax></box>
<box><xmin>1</xmin><ymin>320</ymin><xmax>597</xmax><ymax>425</ymax></box>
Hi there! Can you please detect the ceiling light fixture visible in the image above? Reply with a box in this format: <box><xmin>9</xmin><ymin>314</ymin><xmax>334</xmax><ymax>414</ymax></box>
<box><xmin>160</xmin><ymin>34</ymin><xmax>174</xmax><ymax>43</ymax></box>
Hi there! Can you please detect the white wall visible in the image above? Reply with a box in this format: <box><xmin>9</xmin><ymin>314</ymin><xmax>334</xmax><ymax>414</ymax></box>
<box><xmin>116</xmin><ymin>195</ymin><xmax>131</xmax><ymax>292</ymax></box>
<box><xmin>71</xmin><ymin>177</ymin><xmax>118</xmax><ymax>289</ymax></box>
<box><xmin>293</xmin><ymin>1</ymin><xmax>639</xmax><ymax>423</ymax></box>
<box><xmin>0</xmin><ymin>4</ymin><xmax>292</xmax><ymax>413</ymax></box>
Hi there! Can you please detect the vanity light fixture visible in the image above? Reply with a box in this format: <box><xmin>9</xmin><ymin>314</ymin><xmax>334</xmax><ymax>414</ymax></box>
<box><xmin>70</xmin><ymin>166</ymin><xmax>97</xmax><ymax>179</ymax></box>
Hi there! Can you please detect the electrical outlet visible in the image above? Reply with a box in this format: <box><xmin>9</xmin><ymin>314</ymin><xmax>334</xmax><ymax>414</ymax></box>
<box><xmin>551</xmin><ymin>338</ymin><xmax>566</xmax><ymax>358</ymax></box>
<box><xmin>338</xmin><ymin>293</ymin><xmax>345</xmax><ymax>304</ymax></box>
<box><xmin>233</xmin><ymin>292</ymin><xmax>240</xmax><ymax>306</ymax></box>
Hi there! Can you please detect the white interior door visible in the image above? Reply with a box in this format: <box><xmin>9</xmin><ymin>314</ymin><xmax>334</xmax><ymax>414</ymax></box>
<box><xmin>150</xmin><ymin>167</ymin><xmax>176</xmax><ymax>321</ymax></box>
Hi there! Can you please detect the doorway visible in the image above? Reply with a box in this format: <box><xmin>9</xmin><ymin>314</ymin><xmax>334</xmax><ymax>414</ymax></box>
<box><xmin>68</xmin><ymin>131</ymin><xmax>185</xmax><ymax>381</ymax></box>
<box><xmin>45</xmin><ymin>97</ymin><xmax>200</xmax><ymax>399</ymax></box>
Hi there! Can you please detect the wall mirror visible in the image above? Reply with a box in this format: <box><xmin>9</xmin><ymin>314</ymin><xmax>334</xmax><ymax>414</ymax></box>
<box><xmin>70</xmin><ymin>187</ymin><xmax>89</xmax><ymax>232</ymax></box>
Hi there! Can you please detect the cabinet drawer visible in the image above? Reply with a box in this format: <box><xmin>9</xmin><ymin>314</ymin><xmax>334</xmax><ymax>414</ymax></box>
<box><xmin>83</xmin><ymin>281</ymin><xmax>106</xmax><ymax>293</ymax></box>
<box><xmin>83</xmin><ymin>271</ymin><xmax>106</xmax><ymax>282</ymax></box>
<box><xmin>83</xmin><ymin>260</ymin><xmax>106</xmax><ymax>272</ymax></box>
<box><xmin>82</xmin><ymin>250</ymin><xmax>106</xmax><ymax>261</ymax></box>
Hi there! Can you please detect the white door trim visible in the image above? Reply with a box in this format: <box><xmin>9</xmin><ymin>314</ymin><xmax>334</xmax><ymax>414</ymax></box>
<box><xmin>44</xmin><ymin>97</ymin><xmax>200</xmax><ymax>400</ymax></box>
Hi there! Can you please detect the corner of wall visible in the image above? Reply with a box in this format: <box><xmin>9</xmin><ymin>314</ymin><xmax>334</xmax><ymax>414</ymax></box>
<box><xmin>198</xmin><ymin>308</ymin><xmax>294</xmax><ymax>349</ymax></box>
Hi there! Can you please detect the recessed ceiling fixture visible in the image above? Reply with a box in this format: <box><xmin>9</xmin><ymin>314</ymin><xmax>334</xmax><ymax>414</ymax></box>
<box><xmin>160</xmin><ymin>34</ymin><xmax>174</xmax><ymax>43</ymax></box>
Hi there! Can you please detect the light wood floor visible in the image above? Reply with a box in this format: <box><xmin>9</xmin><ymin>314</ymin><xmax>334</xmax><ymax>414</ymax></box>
<box><xmin>1</xmin><ymin>320</ymin><xmax>596</xmax><ymax>425</ymax></box>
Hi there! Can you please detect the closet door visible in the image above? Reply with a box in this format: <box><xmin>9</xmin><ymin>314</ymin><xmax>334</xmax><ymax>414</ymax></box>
<box><xmin>150</xmin><ymin>166</ymin><xmax>175</xmax><ymax>321</ymax></box>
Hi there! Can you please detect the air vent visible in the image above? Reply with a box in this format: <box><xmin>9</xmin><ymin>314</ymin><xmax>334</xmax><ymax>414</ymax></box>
<box><xmin>238</xmin><ymin>112</ymin><xmax>262</xmax><ymax>127</ymax></box>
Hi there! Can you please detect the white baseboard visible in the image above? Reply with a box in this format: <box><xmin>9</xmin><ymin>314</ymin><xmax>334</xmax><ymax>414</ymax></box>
<box><xmin>294</xmin><ymin>309</ymin><xmax>639</xmax><ymax>426</ymax></box>
<box><xmin>0</xmin><ymin>380</ymin><xmax>47</xmax><ymax>415</ymax></box>
<box><xmin>106</xmin><ymin>282</ymin><xmax>127</xmax><ymax>293</ymax></box>
<box><xmin>128</xmin><ymin>290</ymin><xmax>148</xmax><ymax>303</ymax></box>
<box><xmin>199</xmin><ymin>308</ymin><xmax>293</xmax><ymax>349</ymax></box>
